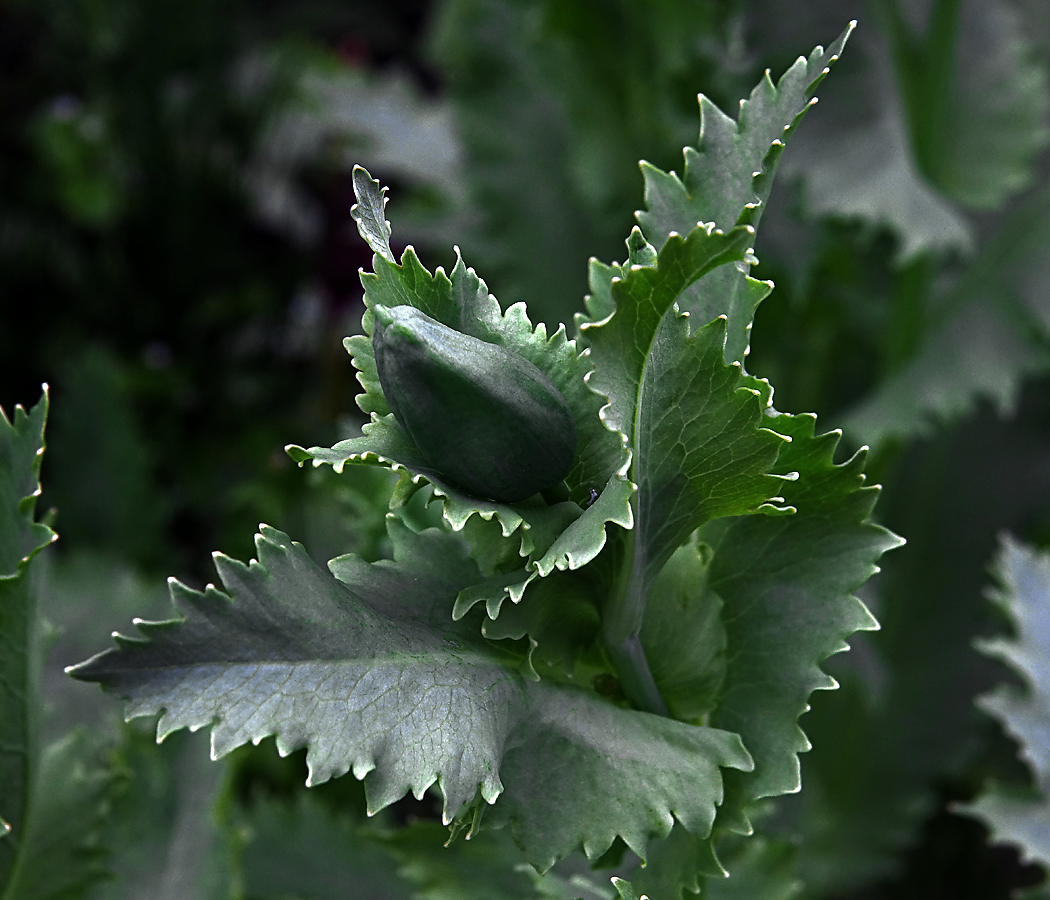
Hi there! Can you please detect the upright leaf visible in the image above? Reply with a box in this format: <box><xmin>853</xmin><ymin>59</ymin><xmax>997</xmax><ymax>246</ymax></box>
<box><xmin>632</xmin><ymin>23</ymin><xmax>854</xmax><ymax>360</ymax></box>
<box><xmin>960</xmin><ymin>537</ymin><xmax>1050</xmax><ymax>878</ymax></box>
<box><xmin>0</xmin><ymin>389</ymin><xmax>56</xmax><ymax>891</ymax></box>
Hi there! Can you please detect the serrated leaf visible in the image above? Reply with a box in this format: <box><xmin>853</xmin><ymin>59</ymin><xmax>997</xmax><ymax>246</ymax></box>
<box><xmin>290</xmin><ymin>168</ymin><xmax>628</xmax><ymax>574</ymax></box>
<box><xmin>631</xmin><ymin>23</ymin><xmax>853</xmax><ymax>361</ymax></box>
<box><xmin>628</xmin><ymin>824</ymin><xmax>727</xmax><ymax>900</ymax></box>
<box><xmin>0</xmin><ymin>389</ymin><xmax>54</xmax><ymax>580</ymax></box>
<box><xmin>702</xmin><ymin>412</ymin><xmax>901</xmax><ymax>806</ymax></box>
<box><xmin>791</xmin><ymin>405</ymin><xmax>1050</xmax><ymax>893</ymax></box>
<box><xmin>782</xmin><ymin>44</ymin><xmax>973</xmax><ymax>259</ymax></box>
<box><xmin>579</xmin><ymin>223</ymin><xmax>792</xmax><ymax>713</ymax></box>
<box><xmin>959</xmin><ymin>536</ymin><xmax>1050</xmax><ymax>873</ymax></box>
<box><xmin>70</xmin><ymin>520</ymin><xmax>752</xmax><ymax>871</ymax></box>
<box><xmin>637</xmin><ymin>23</ymin><xmax>852</xmax><ymax>241</ymax></box>
<box><xmin>350</xmin><ymin>165</ymin><xmax>394</xmax><ymax>263</ymax></box>
<box><xmin>631</xmin><ymin>828</ymin><xmax>802</xmax><ymax>900</ymax></box>
<box><xmin>622</xmin><ymin>311</ymin><xmax>792</xmax><ymax>603</ymax></box>
<box><xmin>378</xmin><ymin>819</ymin><xmax>549</xmax><ymax>900</ymax></box>
<box><xmin>900</xmin><ymin>0</ymin><xmax>1050</xmax><ymax>210</ymax></box>
<box><xmin>579</xmin><ymin>221</ymin><xmax>756</xmax><ymax>441</ymax></box>
<box><xmin>0</xmin><ymin>389</ymin><xmax>56</xmax><ymax>891</ymax></box>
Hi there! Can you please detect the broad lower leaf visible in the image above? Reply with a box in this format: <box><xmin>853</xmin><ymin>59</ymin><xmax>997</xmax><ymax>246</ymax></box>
<box><xmin>959</xmin><ymin>536</ymin><xmax>1050</xmax><ymax>875</ymax></box>
<box><xmin>70</xmin><ymin>520</ymin><xmax>752</xmax><ymax>871</ymax></box>
<box><xmin>0</xmin><ymin>389</ymin><xmax>56</xmax><ymax>891</ymax></box>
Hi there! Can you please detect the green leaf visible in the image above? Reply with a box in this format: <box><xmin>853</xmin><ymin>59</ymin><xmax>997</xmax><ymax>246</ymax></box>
<box><xmin>631</xmin><ymin>828</ymin><xmax>802</xmax><ymax>900</ymax></box>
<box><xmin>238</xmin><ymin>793</ymin><xmax>414</xmax><ymax>900</ymax></box>
<box><xmin>610</xmin><ymin>878</ymin><xmax>643</xmax><ymax>900</ymax></box>
<box><xmin>632</xmin><ymin>23</ymin><xmax>853</xmax><ymax>360</ymax></box>
<box><xmin>781</xmin><ymin>30</ymin><xmax>973</xmax><ymax>260</ymax></box>
<box><xmin>614</xmin><ymin>311</ymin><xmax>792</xmax><ymax>601</ymax></box>
<box><xmin>70</xmin><ymin>520</ymin><xmax>752</xmax><ymax>871</ymax></box>
<box><xmin>0</xmin><ymin>389</ymin><xmax>56</xmax><ymax>891</ymax></box>
<box><xmin>636</xmin><ymin>22</ymin><xmax>852</xmax><ymax>241</ymax></box>
<box><xmin>959</xmin><ymin>536</ymin><xmax>1050</xmax><ymax>874</ymax></box>
<box><xmin>289</xmin><ymin>168</ymin><xmax>629</xmax><ymax>575</ymax></box>
<box><xmin>0</xmin><ymin>389</ymin><xmax>54</xmax><ymax>579</ymax></box>
<box><xmin>579</xmin><ymin>221</ymin><xmax>756</xmax><ymax>441</ymax></box>
<box><xmin>380</xmin><ymin>820</ymin><xmax>547</xmax><ymax>900</ymax></box>
<box><xmin>897</xmin><ymin>0</ymin><xmax>1050</xmax><ymax>210</ymax></box>
<box><xmin>790</xmin><ymin>407</ymin><xmax>1047</xmax><ymax>893</ymax></box>
<box><xmin>579</xmin><ymin>221</ymin><xmax>792</xmax><ymax>712</ymax></box>
<box><xmin>701</xmin><ymin>833</ymin><xmax>802</xmax><ymax>900</ymax></box>
<box><xmin>702</xmin><ymin>412</ymin><xmax>902</xmax><ymax>807</ymax></box>
<box><xmin>1</xmin><ymin>729</ymin><xmax>120</xmax><ymax>900</ymax></box>
<box><xmin>639</xmin><ymin>539</ymin><xmax>726</xmax><ymax>724</ymax></box>
<box><xmin>844</xmin><ymin>179</ymin><xmax>1050</xmax><ymax>445</ymax></box>
<box><xmin>350</xmin><ymin>164</ymin><xmax>394</xmax><ymax>263</ymax></box>
<box><xmin>88</xmin><ymin>728</ymin><xmax>235</xmax><ymax>900</ymax></box>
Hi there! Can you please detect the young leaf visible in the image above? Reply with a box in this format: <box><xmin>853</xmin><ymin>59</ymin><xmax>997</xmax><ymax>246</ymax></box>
<box><xmin>69</xmin><ymin>519</ymin><xmax>752</xmax><ymax>872</ymax></box>
<box><xmin>0</xmin><ymin>388</ymin><xmax>57</xmax><ymax>890</ymax></box>
<box><xmin>289</xmin><ymin>167</ymin><xmax>629</xmax><ymax>576</ymax></box>
<box><xmin>959</xmin><ymin>536</ymin><xmax>1050</xmax><ymax>875</ymax></box>
<box><xmin>579</xmin><ymin>219</ymin><xmax>792</xmax><ymax>711</ymax></box>
<box><xmin>631</xmin><ymin>23</ymin><xmax>854</xmax><ymax>361</ymax></box>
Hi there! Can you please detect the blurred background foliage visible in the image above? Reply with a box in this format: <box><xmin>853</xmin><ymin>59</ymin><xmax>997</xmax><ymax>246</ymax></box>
<box><xmin>3</xmin><ymin>0</ymin><xmax>1050</xmax><ymax>897</ymax></box>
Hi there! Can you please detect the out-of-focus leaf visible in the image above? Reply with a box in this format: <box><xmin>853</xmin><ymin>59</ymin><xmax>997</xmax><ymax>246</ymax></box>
<box><xmin>776</xmin><ymin>0</ymin><xmax>1049</xmax><ymax>256</ymax></box>
<box><xmin>791</xmin><ymin>396</ymin><xmax>1050</xmax><ymax>893</ymax></box>
<box><xmin>960</xmin><ymin>536</ymin><xmax>1050</xmax><ymax>876</ymax></box>
<box><xmin>238</xmin><ymin>793</ymin><xmax>413</xmax><ymax>900</ymax></box>
<box><xmin>844</xmin><ymin>180</ymin><xmax>1050</xmax><ymax>445</ymax></box>
<box><xmin>3</xmin><ymin>729</ymin><xmax>119</xmax><ymax>900</ymax></box>
<box><xmin>45</xmin><ymin>348</ymin><xmax>164</xmax><ymax>561</ymax></box>
<box><xmin>430</xmin><ymin>0</ymin><xmax>742</xmax><ymax>328</ymax></box>
<box><xmin>88</xmin><ymin>728</ymin><xmax>234</xmax><ymax>900</ymax></box>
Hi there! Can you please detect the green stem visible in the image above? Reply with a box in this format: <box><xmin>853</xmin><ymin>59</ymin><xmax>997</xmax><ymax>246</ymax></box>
<box><xmin>602</xmin><ymin>526</ymin><xmax>669</xmax><ymax>717</ymax></box>
<box><xmin>876</xmin><ymin>0</ymin><xmax>963</xmax><ymax>186</ymax></box>
<box><xmin>883</xmin><ymin>253</ymin><xmax>934</xmax><ymax>376</ymax></box>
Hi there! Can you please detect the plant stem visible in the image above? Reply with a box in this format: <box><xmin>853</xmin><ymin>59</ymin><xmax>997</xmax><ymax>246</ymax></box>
<box><xmin>602</xmin><ymin>526</ymin><xmax>669</xmax><ymax>717</ymax></box>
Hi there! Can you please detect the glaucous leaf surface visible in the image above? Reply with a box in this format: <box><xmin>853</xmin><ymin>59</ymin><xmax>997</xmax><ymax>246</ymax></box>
<box><xmin>961</xmin><ymin>537</ymin><xmax>1050</xmax><ymax>876</ymax></box>
<box><xmin>632</xmin><ymin>22</ymin><xmax>853</xmax><ymax>362</ymax></box>
<box><xmin>70</xmin><ymin>520</ymin><xmax>752</xmax><ymax>871</ymax></box>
